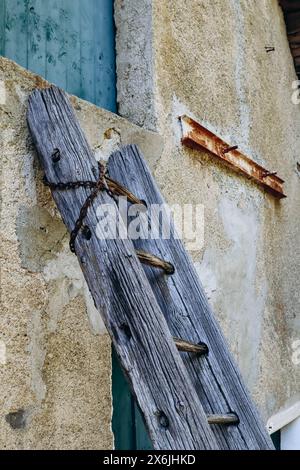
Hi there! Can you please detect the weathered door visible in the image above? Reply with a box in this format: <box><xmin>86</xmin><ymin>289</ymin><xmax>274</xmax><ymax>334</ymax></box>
<box><xmin>0</xmin><ymin>0</ymin><xmax>150</xmax><ymax>450</ymax></box>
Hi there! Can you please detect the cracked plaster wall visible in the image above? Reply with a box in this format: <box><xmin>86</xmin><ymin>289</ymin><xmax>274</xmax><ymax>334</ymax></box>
<box><xmin>115</xmin><ymin>0</ymin><xmax>300</xmax><ymax>421</ymax></box>
<box><xmin>0</xmin><ymin>56</ymin><xmax>162</xmax><ymax>449</ymax></box>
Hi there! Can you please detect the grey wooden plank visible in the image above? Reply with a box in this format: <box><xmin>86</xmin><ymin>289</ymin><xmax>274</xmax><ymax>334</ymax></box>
<box><xmin>27</xmin><ymin>86</ymin><xmax>218</xmax><ymax>451</ymax></box>
<box><xmin>108</xmin><ymin>144</ymin><xmax>274</xmax><ymax>450</ymax></box>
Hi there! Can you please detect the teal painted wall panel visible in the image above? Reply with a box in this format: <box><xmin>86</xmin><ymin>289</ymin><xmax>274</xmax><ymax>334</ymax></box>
<box><xmin>0</xmin><ymin>0</ymin><xmax>116</xmax><ymax>111</ymax></box>
<box><xmin>134</xmin><ymin>404</ymin><xmax>153</xmax><ymax>450</ymax></box>
<box><xmin>112</xmin><ymin>349</ymin><xmax>136</xmax><ymax>450</ymax></box>
<box><xmin>112</xmin><ymin>350</ymin><xmax>152</xmax><ymax>450</ymax></box>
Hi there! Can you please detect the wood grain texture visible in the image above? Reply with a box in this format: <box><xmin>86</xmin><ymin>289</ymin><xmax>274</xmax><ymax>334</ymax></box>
<box><xmin>27</xmin><ymin>86</ymin><xmax>218</xmax><ymax>451</ymax></box>
<box><xmin>108</xmin><ymin>145</ymin><xmax>274</xmax><ymax>450</ymax></box>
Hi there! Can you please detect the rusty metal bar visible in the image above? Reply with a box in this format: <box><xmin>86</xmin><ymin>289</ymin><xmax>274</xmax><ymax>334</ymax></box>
<box><xmin>173</xmin><ymin>337</ymin><xmax>208</xmax><ymax>355</ymax></box>
<box><xmin>207</xmin><ymin>413</ymin><xmax>239</xmax><ymax>426</ymax></box>
<box><xmin>106</xmin><ymin>176</ymin><xmax>145</xmax><ymax>205</ymax></box>
<box><xmin>180</xmin><ymin>115</ymin><xmax>286</xmax><ymax>199</ymax></box>
<box><xmin>136</xmin><ymin>249</ymin><xmax>175</xmax><ymax>275</ymax></box>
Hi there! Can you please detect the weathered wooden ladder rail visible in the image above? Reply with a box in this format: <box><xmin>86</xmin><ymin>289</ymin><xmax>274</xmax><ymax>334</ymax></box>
<box><xmin>27</xmin><ymin>86</ymin><xmax>274</xmax><ymax>450</ymax></box>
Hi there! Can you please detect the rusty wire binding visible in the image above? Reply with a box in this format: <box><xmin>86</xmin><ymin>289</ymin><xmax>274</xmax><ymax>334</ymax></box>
<box><xmin>44</xmin><ymin>150</ymin><xmax>175</xmax><ymax>275</ymax></box>
<box><xmin>43</xmin><ymin>159</ymin><xmax>115</xmax><ymax>253</ymax></box>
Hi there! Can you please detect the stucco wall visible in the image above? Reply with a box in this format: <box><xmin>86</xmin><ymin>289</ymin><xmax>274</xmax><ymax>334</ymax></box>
<box><xmin>116</xmin><ymin>0</ymin><xmax>300</xmax><ymax>421</ymax></box>
<box><xmin>0</xmin><ymin>57</ymin><xmax>162</xmax><ymax>449</ymax></box>
<box><xmin>2</xmin><ymin>0</ymin><xmax>300</xmax><ymax>449</ymax></box>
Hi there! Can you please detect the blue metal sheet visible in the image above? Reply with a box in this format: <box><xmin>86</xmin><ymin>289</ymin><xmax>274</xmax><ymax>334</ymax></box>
<box><xmin>0</xmin><ymin>0</ymin><xmax>116</xmax><ymax>111</ymax></box>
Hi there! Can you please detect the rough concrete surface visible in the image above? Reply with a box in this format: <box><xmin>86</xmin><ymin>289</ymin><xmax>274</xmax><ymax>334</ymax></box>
<box><xmin>115</xmin><ymin>0</ymin><xmax>157</xmax><ymax>131</ymax></box>
<box><xmin>2</xmin><ymin>0</ymin><xmax>300</xmax><ymax>449</ymax></box>
<box><xmin>0</xmin><ymin>56</ymin><xmax>163</xmax><ymax>449</ymax></box>
<box><xmin>116</xmin><ymin>0</ymin><xmax>300</xmax><ymax>422</ymax></box>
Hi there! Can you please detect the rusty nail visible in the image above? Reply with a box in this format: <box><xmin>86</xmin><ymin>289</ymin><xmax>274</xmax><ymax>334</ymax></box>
<box><xmin>223</xmin><ymin>145</ymin><xmax>238</xmax><ymax>154</ymax></box>
<box><xmin>262</xmin><ymin>171</ymin><xmax>277</xmax><ymax>178</ymax></box>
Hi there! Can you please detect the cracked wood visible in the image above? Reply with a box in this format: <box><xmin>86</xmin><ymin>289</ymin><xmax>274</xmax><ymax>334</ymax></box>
<box><xmin>108</xmin><ymin>144</ymin><xmax>274</xmax><ymax>450</ymax></box>
<box><xmin>27</xmin><ymin>86</ymin><xmax>218</xmax><ymax>451</ymax></box>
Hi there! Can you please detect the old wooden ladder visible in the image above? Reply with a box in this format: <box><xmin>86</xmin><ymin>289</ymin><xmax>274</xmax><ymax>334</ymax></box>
<box><xmin>27</xmin><ymin>86</ymin><xmax>274</xmax><ymax>450</ymax></box>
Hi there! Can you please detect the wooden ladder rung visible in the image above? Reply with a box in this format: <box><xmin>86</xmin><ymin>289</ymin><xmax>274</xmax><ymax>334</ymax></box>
<box><xmin>106</xmin><ymin>176</ymin><xmax>144</xmax><ymax>205</ymax></box>
<box><xmin>136</xmin><ymin>249</ymin><xmax>175</xmax><ymax>275</ymax></box>
<box><xmin>174</xmin><ymin>337</ymin><xmax>208</xmax><ymax>355</ymax></box>
<box><xmin>207</xmin><ymin>413</ymin><xmax>239</xmax><ymax>425</ymax></box>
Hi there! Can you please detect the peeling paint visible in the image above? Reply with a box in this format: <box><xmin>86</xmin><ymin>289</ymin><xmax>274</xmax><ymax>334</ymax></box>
<box><xmin>17</xmin><ymin>205</ymin><xmax>66</xmax><ymax>272</ymax></box>
<box><xmin>43</xmin><ymin>250</ymin><xmax>106</xmax><ymax>335</ymax></box>
<box><xmin>94</xmin><ymin>128</ymin><xmax>121</xmax><ymax>162</ymax></box>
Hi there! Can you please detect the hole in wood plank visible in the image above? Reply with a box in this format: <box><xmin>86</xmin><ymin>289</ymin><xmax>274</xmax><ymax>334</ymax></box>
<box><xmin>120</xmin><ymin>323</ymin><xmax>132</xmax><ymax>340</ymax></box>
<box><xmin>51</xmin><ymin>148</ymin><xmax>61</xmax><ymax>163</ymax></box>
<box><xmin>82</xmin><ymin>226</ymin><xmax>92</xmax><ymax>241</ymax></box>
<box><xmin>140</xmin><ymin>199</ymin><xmax>148</xmax><ymax>208</ymax></box>
<box><xmin>198</xmin><ymin>341</ymin><xmax>209</xmax><ymax>355</ymax></box>
<box><xmin>229</xmin><ymin>411</ymin><xmax>240</xmax><ymax>425</ymax></box>
<box><xmin>156</xmin><ymin>410</ymin><xmax>169</xmax><ymax>428</ymax></box>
